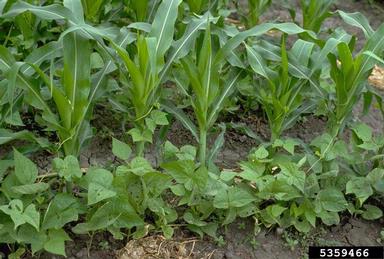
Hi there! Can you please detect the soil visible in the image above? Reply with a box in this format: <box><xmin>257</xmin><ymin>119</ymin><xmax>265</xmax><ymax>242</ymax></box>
<box><xmin>4</xmin><ymin>0</ymin><xmax>384</xmax><ymax>258</ymax></box>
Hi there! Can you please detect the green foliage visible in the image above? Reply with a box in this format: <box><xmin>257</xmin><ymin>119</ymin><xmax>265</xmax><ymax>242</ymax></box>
<box><xmin>247</xmin><ymin>0</ymin><xmax>272</xmax><ymax>27</ymax></box>
<box><xmin>298</xmin><ymin>0</ymin><xmax>335</xmax><ymax>32</ymax></box>
<box><xmin>326</xmin><ymin>12</ymin><xmax>384</xmax><ymax>135</ymax></box>
<box><xmin>246</xmin><ymin>36</ymin><xmax>318</xmax><ymax>141</ymax></box>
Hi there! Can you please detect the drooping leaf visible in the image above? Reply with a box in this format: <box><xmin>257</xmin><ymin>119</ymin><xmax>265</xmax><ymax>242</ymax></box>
<box><xmin>362</xmin><ymin>205</ymin><xmax>383</xmax><ymax>220</ymax></box>
<box><xmin>43</xmin><ymin>229</ymin><xmax>71</xmax><ymax>257</ymax></box>
<box><xmin>112</xmin><ymin>138</ymin><xmax>132</xmax><ymax>160</ymax></box>
<box><xmin>316</xmin><ymin>188</ymin><xmax>348</xmax><ymax>212</ymax></box>
<box><xmin>13</xmin><ymin>149</ymin><xmax>38</xmax><ymax>185</ymax></box>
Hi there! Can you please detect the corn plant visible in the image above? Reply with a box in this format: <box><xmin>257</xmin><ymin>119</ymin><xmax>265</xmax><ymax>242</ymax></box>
<box><xmin>165</xmin><ymin>24</ymin><xmax>242</xmax><ymax>167</ymax></box>
<box><xmin>0</xmin><ymin>40</ymin><xmax>63</xmax><ymax>150</ymax></box>
<box><xmin>293</xmin><ymin>0</ymin><xmax>335</xmax><ymax>33</ymax></box>
<box><xmin>0</xmin><ymin>0</ymin><xmax>134</xmax><ymax>156</ymax></box>
<box><xmin>109</xmin><ymin>0</ymin><xmax>214</xmax><ymax>156</ymax></box>
<box><xmin>247</xmin><ymin>0</ymin><xmax>272</xmax><ymax>27</ymax></box>
<box><xmin>81</xmin><ymin>0</ymin><xmax>109</xmax><ymax>23</ymax></box>
<box><xmin>246</xmin><ymin>36</ymin><xmax>320</xmax><ymax>141</ymax></box>
<box><xmin>164</xmin><ymin>21</ymin><xmax>316</xmax><ymax>166</ymax></box>
<box><xmin>231</xmin><ymin>0</ymin><xmax>271</xmax><ymax>28</ymax></box>
<box><xmin>327</xmin><ymin>15</ymin><xmax>384</xmax><ymax>137</ymax></box>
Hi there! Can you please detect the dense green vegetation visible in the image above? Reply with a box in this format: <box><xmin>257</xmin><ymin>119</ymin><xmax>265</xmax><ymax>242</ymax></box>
<box><xmin>0</xmin><ymin>0</ymin><xmax>383</xmax><ymax>257</ymax></box>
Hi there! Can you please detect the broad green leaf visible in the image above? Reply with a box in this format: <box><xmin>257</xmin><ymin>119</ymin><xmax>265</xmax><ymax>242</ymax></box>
<box><xmin>352</xmin><ymin>123</ymin><xmax>372</xmax><ymax>142</ymax></box>
<box><xmin>72</xmin><ymin>199</ymin><xmax>143</xmax><ymax>233</ymax></box>
<box><xmin>0</xmin><ymin>200</ymin><xmax>25</xmax><ymax>229</ymax></box>
<box><xmin>260</xmin><ymin>204</ymin><xmax>287</xmax><ymax>224</ymax></box>
<box><xmin>23</xmin><ymin>204</ymin><xmax>40</xmax><ymax>231</ymax></box>
<box><xmin>213</xmin><ymin>186</ymin><xmax>255</xmax><ymax>209</ymax></box>
<box><xmin>53</xmin><ymin>156</ymin><xmax>82</xmax><ymax>181</ymax></box>
<box><xmin>14</xmin><ymin>149</ymin><xmax>38</xmax><ymax>184</ymax></box>
<box><xmin>0</xmin><ymin>200</ymin><xmax>40</xmax><ymax>231</ymax></box>
<box><xmin>44</xmin><ymin>229</ymin><xmax>71</xmax><ymax>257</ymax></box>
<box><xmin>0</xmin><ymin>160</ymin><xmax>13</xmax><ymax>180</ymax></box>
<box><xmin>143</xmin><ymin>172</ymin><xmax>173</xmax><ymax>196</ymax></box>
<box><xmin>184</xmin><ymin>212</ymin><xmax>207</xmax><ymax>227</ymax></box>
<box><xmin>177</xmin><ymin>145</ymin><xmax>197</xmax><ymax>161</ymax></box>
<box><xmin>129</xmin><ymin>157</ymin><xmax>154</xmax><ymax>176</ymax></box>
<box><xmin>84</xmin><ymin>168</ymin><xmax>114</xmax><ymax>187</ymax></box>
<box><xmin>43</xmin><ymin>194</ymin><xmax>81</xmax><ymax>230</ymax></box>
<box><xmin>367</xmin><ymin>168</ymin><xmax>384</xmax><ymax>193</ymax></box>
<box><xmin>346</xmin><ymin>177</ymin><xmax>373</xmax><ymax>204</ymax></box>
<box><xmin>277</xmin><ymin>163</ymin><xmax>306</xmax><ymax>193</ymax></box>
<box><xmin>150</xmin><ymin>110</ymin><xmax>169</xmax><ymax>125</ymax></box>
<box><xmin>88</xmin><ymin>183</ymin><xmax>116</xmax><ymax>205</ymax></box>
<box><xmin>162</xmin><ymin>160</ymin><xmax>208</xmax><ymax>191</ymax></box>
<box><xmin>112</xmin><ymin>138</ymin><xmax>132</xmax><ymax>160</ymax></box>
<box><xmin>259</xmin><ymin>179</ymin><xmax>302</xmax><ymax>201</ymax></box>
<box><xmin>253</xmin><ymin>146</ymin><xmax>269</xmax><ymax>160</ymax></box>
<box><xmin>220</xmin><ymin>171</ymin><xmax>237</xmax><ymax>182</ymax></box>
<box><xmin>319</xmin><ymin>210</ymin><xmax>340</xmax><ymax>226</ymax></box>
<box><xmin>316</xmin><ymin>188</ymin><xmax>348</xmax><ymax>212</ymax></box>
<box><xmin>0</xmin><ymin>129</ymin><xmax>49</xmax><ymax>148</ymax></box>
<box><xmin>170</xmin><ymin>184</ymin><xmax>186</xmax><ymax>196</ymax></box>
<box><xmin>12</xmin><ymin>183</ymin><xmax>49</xmax><ymax>195</ymax></box>
<box><xmin>362</xmin><ymin>205</ymin><xmax>383</xmax><ymax>220</ymax></box>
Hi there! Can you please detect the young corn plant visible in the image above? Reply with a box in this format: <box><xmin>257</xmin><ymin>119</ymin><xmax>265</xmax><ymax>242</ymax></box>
<box><xmin>327</xmin><ymin>18</ymin><xmax>384</xmax><ymax>137</ymax></box>
<box><xmin>130</xmin><ymin>0</ymin><xmax>149</xmax><ymax>21</ymax></box>
<box><xmin>81</xmin><ymin>0</ymin><xmax>108</xmax><ymax>23</ymax></box>
<box><xmin>30</xmin><ymin>32</ymin><xmax>93</xmax><ymax>157</ymax></box>
<box><xmin>109</xmin><ymin>0</ymin><xmax>213</xmax><ymax>156</ymax></box>
<box><xmin>165</xmin><ymin>21</ymin><xmax>317</xmax><ymax>165</ymax></box>
<box><xmin>165</xmin><ymin>25</ymin><xmax>243</xmax><ymax>168</ymax></box>
<box><xmin>304</xmin><ymin>13</ymin><xmax>384</xmax><ymax>172</ymax></box>
<box><xmin>0</xmin><ymin>31</ymin><xmax>115</xmax><ymax>158</ymax></box>
<box><xmin>0</xmin><ymin>0</ymin><xmax>133</xmax><ymax>156</ymax></box>
<box><xmin>293</xmin><ymin>0</ymin><xmax>335</xmax><ymax>33</ymax></box>
<box><xmin>231</xmin><ymin>0</ymin><xmax>272</xmax><ymax>28</ymax></box>
<box><xmin>247</xmin><ymin>0</ymin><xmax>272</xmax><ymax>27</ymax></box>
<box><xmin>246</xmin><ymin>36</ymin><xmax>318</xmax><ymax>142</ymax></box>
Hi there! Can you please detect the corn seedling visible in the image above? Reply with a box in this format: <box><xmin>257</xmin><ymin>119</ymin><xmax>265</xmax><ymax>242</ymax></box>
<box><xmin>247</xmin><ymin>0</ymin><xmax>272</xmax><ymax>27</ymax></box>
<box><xmin>295</xmin><ymin>0</ymin><xmax>335</xmax><ymax>33</ymax></box>
<box><xmin>327</xmin><ymin>20</ymin><xmax>384</xmax><ymax>136</ymax></box>
<box><xmin>109</xmin><ymin>0</ymin><xmax>214</xmax><ymax>156</ymax></box>
<box><xmin>246</xmin><ymin>36</ymin><xmax>319</xmax><ymax>141</ymax></box>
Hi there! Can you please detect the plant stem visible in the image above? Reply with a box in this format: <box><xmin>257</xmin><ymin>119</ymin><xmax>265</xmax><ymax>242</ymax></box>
<box><xmin>199</xmin><ymin>129</ymin><xmax>207</xmax><ymax>167</ymax></box>
<box><xmin>134</xmin><ymin>120</ymin><xmax>146</xmax><ymax>157</ymax></box>
<box><xmin>66</xmin><ymin>181</ymin><xmax>73</xmax><ymax>193</ymax></box>
<box><xmin>136</xmin><ymin>141</ymin><xmax>145</xmax><ymax>157</ymax></box>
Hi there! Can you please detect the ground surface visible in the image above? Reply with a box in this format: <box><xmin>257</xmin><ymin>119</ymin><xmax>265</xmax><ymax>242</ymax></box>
<box><xmin>7</xmin><ymin>0</ymin><xmax>384</xmax><ymax>258</ymax></box>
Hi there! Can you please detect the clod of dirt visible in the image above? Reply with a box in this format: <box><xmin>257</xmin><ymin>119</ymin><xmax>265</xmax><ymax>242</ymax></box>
<box><xmin>117</xmin><ymin>236</ymin><xmax>215</xmax><ymax>259</ymax></box>
<box><xmin>369</xmin><ymin>65</ymin><xmax>384</xmax><ymax>91</ymax></box>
